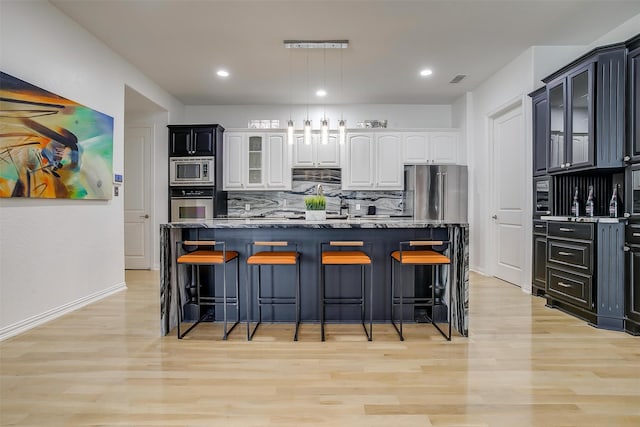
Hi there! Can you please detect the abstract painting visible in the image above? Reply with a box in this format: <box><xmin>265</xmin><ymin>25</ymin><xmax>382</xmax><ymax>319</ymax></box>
<box><xmin>0</xmin><ymin>71</ymin><xmax>113</xmax><ymax>199</ymax></box>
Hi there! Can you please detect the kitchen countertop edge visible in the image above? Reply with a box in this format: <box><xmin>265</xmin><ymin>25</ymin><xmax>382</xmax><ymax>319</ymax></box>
<box><xmin>162</xmin><ymin>218</ymin><xmax>469</xmax><ymax>229</ymax></box>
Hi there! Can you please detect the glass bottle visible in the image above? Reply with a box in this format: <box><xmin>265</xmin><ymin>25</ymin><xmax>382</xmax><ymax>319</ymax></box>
<box><xmin>609</xmin><ymin>184</ymin><xmax>619</xmax><ymax>218</ymax></box>
<box><xmin>585</xmin><ymin>185</ymin><xmax>595</xmax><ymax>217</ymax></box>
<box><xmin>571</xmin><ymin>186</ymin><xmax>580</xmax><ymax>217</ymax></box>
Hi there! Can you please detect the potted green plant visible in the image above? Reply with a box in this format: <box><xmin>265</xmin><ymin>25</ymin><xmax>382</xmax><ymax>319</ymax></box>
<box><xmin>304</xmin><ymin>195</ymin><xmax>326</xmax><ymax>221</ymax></box>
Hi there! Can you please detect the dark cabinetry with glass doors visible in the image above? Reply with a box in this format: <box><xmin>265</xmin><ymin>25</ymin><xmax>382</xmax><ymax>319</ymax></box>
<box><xmin>544</xmin><ymin>46</ymin><xmax>626</xmax><ymax>174</ymax></box>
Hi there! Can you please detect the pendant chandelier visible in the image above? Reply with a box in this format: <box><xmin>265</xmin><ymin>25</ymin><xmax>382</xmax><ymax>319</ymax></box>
<box><xmin>284</xmin><ymin>40</ymin><xmax>349</xmax><ymax>145</ymax></box>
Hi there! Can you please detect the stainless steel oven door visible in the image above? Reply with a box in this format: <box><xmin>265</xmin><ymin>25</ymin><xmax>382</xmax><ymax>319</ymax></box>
<box><xmin>170</xmin><ymin>198</ymin><xmax>214</xmax><ymax>222</ymax></box>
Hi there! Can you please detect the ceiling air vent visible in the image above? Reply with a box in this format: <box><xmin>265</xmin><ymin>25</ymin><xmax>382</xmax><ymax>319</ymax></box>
<box><xmin>449</xmin><ymin>74</ymin><xmax>467</xmax><ymax>84</ymax></box>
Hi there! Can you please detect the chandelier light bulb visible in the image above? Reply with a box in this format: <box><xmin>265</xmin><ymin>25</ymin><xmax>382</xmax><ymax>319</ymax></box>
<box><xmin>338</xmin><ymin>119</ymin><xmax>346</xmax><ymax>144</ymax></box>
<box><xmin>321</xmin><ymin>119</ymin><xmax>329</xmax><ymax>145</ymax></box>
<box><xmin>304</xmin><ymin>120</ymin><xmax>312</xmax><ymax>145</ymax></box>
<box><xmin>287</xmin><ymin>120</ymin><xmax>295</xmax><ymax>145</ymax></box>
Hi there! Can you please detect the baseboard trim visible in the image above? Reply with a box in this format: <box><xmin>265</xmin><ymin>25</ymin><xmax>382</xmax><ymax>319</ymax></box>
<box><xmin>0</xmin><ymin>282</ymin><xmax>127</xmax><ymax>341</ymax></box>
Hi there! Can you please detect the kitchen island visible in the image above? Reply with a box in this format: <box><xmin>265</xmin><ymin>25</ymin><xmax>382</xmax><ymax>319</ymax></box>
<box><xmin>160</xmin><ymin>218</ymin><xmax>469</xmax><ymax>337</ymax></box>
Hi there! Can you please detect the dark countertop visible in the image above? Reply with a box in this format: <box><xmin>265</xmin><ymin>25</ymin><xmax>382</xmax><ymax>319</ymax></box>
<box><xmin>541</xmin><ymin>215</ymin><xmax>626</xmax><ymax>224</ymax></box>
<box><xmin>162</xmin><ymin>217</ymin><xmax>469</xmax><ymax>229</ymax></box>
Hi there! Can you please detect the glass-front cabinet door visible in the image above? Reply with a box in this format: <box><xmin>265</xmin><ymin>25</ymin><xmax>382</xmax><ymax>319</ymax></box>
<box><xmin>246</xmin><ymin>134</ymin><xmax>264</xmax><ymax>187</ymax></box>
<box><xmin>567</xmin><ymin>64</ymin><xmax>594</xmax><ymax>169</ymax></box>
<box><xmin>547</xmin><ymin>81</ymin><xmax>566</xmax><ymax>172</ymax></box>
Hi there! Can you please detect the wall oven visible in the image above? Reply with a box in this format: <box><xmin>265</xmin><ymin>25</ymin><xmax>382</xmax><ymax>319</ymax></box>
<box><xmin>170</xmin><ymin>188</ymin><xmax>214</xmax><ymax>222</ymax></box>
<box><xmin>169</xmin><ymin>157</ymin><xmax>215</xmax><ymax>186</ymax></box>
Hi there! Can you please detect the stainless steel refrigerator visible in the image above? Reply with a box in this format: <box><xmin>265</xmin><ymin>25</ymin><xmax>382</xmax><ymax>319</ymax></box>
<box><xmin>404</xmin><ymin>165</ymin><xmax>468</xmax><ymax>222</ymax></box>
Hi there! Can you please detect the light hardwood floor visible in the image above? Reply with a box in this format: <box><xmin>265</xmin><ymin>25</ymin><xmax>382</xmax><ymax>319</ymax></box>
<box><xmin>1</xmin><ymin>271</ymin><xmax>639</xmax><ymax>426</ymax></box>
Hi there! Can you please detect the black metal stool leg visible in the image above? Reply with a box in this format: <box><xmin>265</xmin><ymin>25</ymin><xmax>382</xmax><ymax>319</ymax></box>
<box><xmin>321</xmin><ymin>263</ymin><xmax>325</xmax><ymax>341</ymax></box>
<box><xmin>294</xmin><ymin>261</ymin><xmax>300</xmax><ymax>341</ymax></box>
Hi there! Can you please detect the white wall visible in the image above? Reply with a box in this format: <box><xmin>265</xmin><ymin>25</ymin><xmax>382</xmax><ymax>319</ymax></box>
<box><xmin>465</xmin><ymin>15</ymin><xmax>639</xmax><ymax>288</ymax></box>
<box><xmin>0</xmin><ymin>0</ymin><xmax>184</xmax><ymax>339</ymax></box>
<box><xmin>464</xmin><ymin>48</ymin><xmax>535</xmax><ymax>285</ymax></box>
<box><xmin>185</xmin><ymin>104</ymin><xmax>452</xmax><ymax>129</ymax></box>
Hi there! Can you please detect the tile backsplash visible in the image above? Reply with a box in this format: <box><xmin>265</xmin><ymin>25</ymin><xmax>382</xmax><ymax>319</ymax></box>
<box><xmin>227</xmin><ymin>168</ymin><xmax>407</xmax><ymax>217</ymax></box>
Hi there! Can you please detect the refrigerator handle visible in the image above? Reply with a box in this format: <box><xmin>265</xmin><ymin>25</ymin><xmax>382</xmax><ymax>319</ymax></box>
<box><xmin>439</xmin><ymin>172</ymin><xmax>446</xmax><ymax>221</ymax></box>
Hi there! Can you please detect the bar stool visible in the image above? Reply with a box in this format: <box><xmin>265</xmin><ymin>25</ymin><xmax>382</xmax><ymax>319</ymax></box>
<box><xmin>320</xmin><ymin>241</ymin><xmax>373</xmax><ymax>341</ymax></box>
<box><xmin>175</xmin><ymin>240</ymin><xmax>240</xmax><ymax>340</ymax></box>
<box><xmin>390</xmin><ymin>240</ymin><xmax>452</xmax><ymax>341</ymax></box>
<box><xmin>246</xmin><ymin>241</ymin><xmax>301</xmax><ymax>341</ymax></box>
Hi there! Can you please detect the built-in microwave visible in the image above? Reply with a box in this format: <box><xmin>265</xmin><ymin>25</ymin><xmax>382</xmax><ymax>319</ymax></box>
<box><xmin>169</xmin><ymin>157</ymin><xmax>214</xmax><ymax>186</ymax></box>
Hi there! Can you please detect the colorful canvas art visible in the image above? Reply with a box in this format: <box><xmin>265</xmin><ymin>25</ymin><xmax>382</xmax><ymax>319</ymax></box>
<box><xmin>0</xmin><ymin>71</ymin><xmax>114</xmax><ymax>199</ymax></box>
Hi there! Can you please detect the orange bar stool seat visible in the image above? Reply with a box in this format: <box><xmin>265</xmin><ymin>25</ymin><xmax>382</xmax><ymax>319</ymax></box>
<box><xmin>176</xmin><ymin>240</ymin><xmax>240</xmax><ymax>340</ymax></box>
<box><xmin>390</xmin><ymin>240</ymin><xmax>452</xmax><ymax>341</ymax></box>
<box><xmin>246</xmin><ymin>241</ymin><xmax>301</xmax><ymax>341</ymax></box>
<box><xmin>320</xmin><ymin>241</ymin><xmax>373</xmax><ymax>341</ymax></box>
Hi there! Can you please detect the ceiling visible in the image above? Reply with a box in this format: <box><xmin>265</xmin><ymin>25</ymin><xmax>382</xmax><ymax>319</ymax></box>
<box><xmin>52</xmin><ymin>0</ymin><xmax>640</xmax><ymax>106</ymax></box>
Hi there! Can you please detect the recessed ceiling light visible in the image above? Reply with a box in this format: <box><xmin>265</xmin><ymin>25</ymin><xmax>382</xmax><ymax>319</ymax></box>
<box><xmin>420</xmin><ymin>69</ymin><xmax>433</xmax><ymax>77</ymax></box>
<box><xmin>217</xmin><ymin>70</ymin><xmax>230</xmax><ymax>77</ymax></box>
<box><xmin>316</xmin><ymin>89</ymin><xmax>327</xmax><ymax>97</ymax></box>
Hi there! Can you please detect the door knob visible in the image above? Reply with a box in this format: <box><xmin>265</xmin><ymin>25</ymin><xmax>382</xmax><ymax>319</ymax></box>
<box><xmin>140</xmin><ymin>214</ymin><xmax>149</xmax><ymax>219</ymax></box>
<box><xmin>491</xmin><ymin>215</ymin><xmax>498</xmax><ymax>220</ymax></box>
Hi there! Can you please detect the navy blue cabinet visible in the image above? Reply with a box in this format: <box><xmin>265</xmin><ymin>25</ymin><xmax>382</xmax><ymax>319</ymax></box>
<box><xmin>627</xmin><ymin>41</ymin><xmax>640</xmax><ymax>163</ymax></box>
<box><xmin>543</xmin><ymin>45</ymin><xmax>626</xmax><ymax>174</ymax></box>
<box><xmin>169</xmin><ymin>125</ymin><xmax>219</xmax><ymax>157</ymax></box>
<box><xmin>531</xmin><ymin>88</ymin><xmax>548</xmax><ymax>176</ymax></box>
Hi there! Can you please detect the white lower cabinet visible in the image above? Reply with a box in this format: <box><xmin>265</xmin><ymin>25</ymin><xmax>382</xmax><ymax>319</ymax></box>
<box><xmin>222</xmin><ymin>131</ymin><xmax>290</xmax><ymax>190</ymax></box>
<box><xmin>343</xmin><ymin>133</ymin><xmax>403</xmax><ymax>190</ymax></box>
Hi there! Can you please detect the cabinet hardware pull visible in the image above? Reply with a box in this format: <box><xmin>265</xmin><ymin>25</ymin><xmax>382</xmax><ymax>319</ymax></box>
<box><xmin>558</xmin><ymin>251</ymin><xmax>572</xmax><ymax>256</ymax></box>
<box><xmin>535</xmin><ymin>225</ymin><xmax>545</xmax><ymax>228</ymax></box>
<box><xmin>633</xmin><ymin>233</ymin><xmax>640</xmax><ymax>237</ymax></box>
<box><xmin>559</xmin><ymin>228</ymin><xmax>574</xmax><ymax>232</ymax></box>
<box><xmin>557</xmin><ymin>282</ymin><xmax>572</xmax><ymax>288</ymax></box>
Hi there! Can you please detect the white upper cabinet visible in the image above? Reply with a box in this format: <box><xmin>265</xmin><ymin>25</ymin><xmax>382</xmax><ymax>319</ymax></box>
<box><xmin>430</xmin><ymin>132</ymin><xmax>459</xmax><ymax>164</ymax></box>
<box><xmin>223</xmin><ymin>131</ymin><xmax>291</xmax><ymax>190</ymax></box>
<box><xmin>265</xmin><ymin>133</ymin><xmax>291</xmax><ymax>189</ymax></box>
<box><xmin>292</xmin><ymin>132</ymin><xmax>340</xmax><ymax>167</ymax></box>
<box><xmin>375</xmin><ymin>133</ymin><xmax>403</xmax><ymax>189</ymax></box>
<box><xmin>223</xmin><ymin>133</ymin><xmax>244</xmax><ymax>190</ymax></box>
<box><xmin>343</xmin><ymin>133</ymin><xmax>403</xmax><ymax>190</ymax></box>
<box><xmin>402</xmin><ymin>131</ymin><xmax>460</xmax><ymax>164</ymax></box>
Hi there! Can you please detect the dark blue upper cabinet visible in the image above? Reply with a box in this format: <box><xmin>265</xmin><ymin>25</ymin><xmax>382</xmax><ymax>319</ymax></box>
<box><xmin>542</xmin><ymin>45</ymin><xmax>626</xmax><ymax>174</ymax></box>
<box><xmin>547</xmin><ymin>79</ymin><xmax>566</xmax><ymax>173</ymax></box>
<box><xmin>627</xmin><ymin>36</ymin><xmax>640</xmax><ymax>163</ymax></box>
<box><xmin>568</xmin><ymin>63</ymin><xmax>595</xmax><ymax>170</ymax></box>
<box><xmin>596</xmin><ymin>49</ymin><xmax>625</xmax><ymax>168</ymax></box>
<box><xmin>531</xmin><ymin>88</ymin><xmax>548</xmax><ymax>176</ymax></box>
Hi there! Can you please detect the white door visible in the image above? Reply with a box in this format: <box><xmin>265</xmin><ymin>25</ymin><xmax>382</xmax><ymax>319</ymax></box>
<box><xmin>223</xmin><ymin>133</ymin><xmax>244</xmax><ymax>190</ymax></box>
<box><xmin>265</xmin><ymin>133</ymin><xmax>290</xmax><ymax>189</ymax></box>
<box><xmin>376</xmin><ymin>133</ymin><xmax>403</xmax><ymax>189</ymax></box>
<box><xmin>491</xmin><ymin>103</ymin><xmax>526</xmax><ymax>286</ymax></box>
<box><xmin>343</xmin><ymin>134</ymin><xmax>374</xmax><ymax>190</ymax></box>
<box><xmin>316</xmin><ymin>134</ymin><xmax>340</xmax><ymax>167</ymax></box>
<box><xmin>124</xmin><ymin>126</ymin><xmax>151</xmax><ymax>269</ymax></box>
<box><xmin>430</xmin><ymin>132</ymin><xmax>459</xmax><ymax>164</ymax></box>
<box><xmin>292</xmin><ymin>134</ymin><xmax>314</xmax><ymax>167</ymax></box>
<box><xmin>403</xmin><ymin>132</ymin><xmax>430</xmax><ymax>164</ymax></box>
